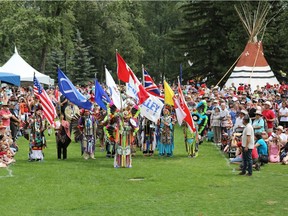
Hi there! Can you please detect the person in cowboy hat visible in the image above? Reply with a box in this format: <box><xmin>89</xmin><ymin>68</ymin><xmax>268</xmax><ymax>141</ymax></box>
<box><xmin>252</xmin><ymin>110</ymin><xmax>265</xmax><ymax>134</ymax></box>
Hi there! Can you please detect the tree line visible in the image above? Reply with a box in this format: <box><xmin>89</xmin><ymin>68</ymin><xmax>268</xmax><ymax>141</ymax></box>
<box><xmin>0</xmin><ymin>1</ymin><xmax>287</xmax><ymax>86</ymax></box>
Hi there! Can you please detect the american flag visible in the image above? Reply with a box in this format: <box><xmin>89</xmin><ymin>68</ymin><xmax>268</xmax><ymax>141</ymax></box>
<box><xmin>33</xmin><ymin>75</ymin><xmax>57</xmax><ymax>127</ymax></box>
<box><xmin>143</xmin><ymin>69</ymin><xmax>164</xmax><ymax>102</ymax></box>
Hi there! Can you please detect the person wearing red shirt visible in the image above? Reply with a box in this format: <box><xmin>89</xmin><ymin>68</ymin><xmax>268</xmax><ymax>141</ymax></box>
<box><xmin>262</xmin><ymin>101</ymin><xmax>275</xmax><ymax>136</ymax></box>
<box><xmin>0</xmin><ymin>103</ymin><xmax>12</xmax><ymax>130</ymax></box>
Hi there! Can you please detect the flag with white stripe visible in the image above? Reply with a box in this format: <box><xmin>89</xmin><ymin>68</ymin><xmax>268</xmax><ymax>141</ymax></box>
<box><xmin>33</xmin><ymin>75</ymin><xmax>57</xmax><ymax>127</ymax></box>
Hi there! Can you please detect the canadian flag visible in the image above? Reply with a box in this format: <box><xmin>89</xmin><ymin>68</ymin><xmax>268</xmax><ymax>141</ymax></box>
<box><xmin>177</xmin><ymin>80</ymin><xmax>196</xmax><ymax>132</ymax></box>
<box><xmin>116</xmin><ymin>52</ymin><xmax>149</xmax><ymax>104</ymax></box>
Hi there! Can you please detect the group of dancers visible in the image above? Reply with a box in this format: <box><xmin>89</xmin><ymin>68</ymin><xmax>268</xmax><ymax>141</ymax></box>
<box><xmin>24</xmin><ymin>99</ymin><xmax>201</xmax><ymax>168</ymax></box>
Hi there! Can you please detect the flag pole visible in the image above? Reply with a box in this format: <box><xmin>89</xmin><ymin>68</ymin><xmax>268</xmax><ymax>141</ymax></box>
<box><xmin>142</xmin><ymin>64</ymin><xmax>144</xmax><ymax>86</ymax></box>
<box><xmin>116</xmin><ymin>49</ymin><xmax>125</xmax><ymax>167</ymax></box>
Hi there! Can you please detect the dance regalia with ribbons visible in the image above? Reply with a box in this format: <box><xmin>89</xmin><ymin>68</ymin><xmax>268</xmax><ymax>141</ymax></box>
<box><xmin>28</xmin><ymin>109</ymin><xmax>46</xmax><ymax>161</ymax></box>
<box><xmin>142</xmin><ymin>118</ymin><xmax>156</xmax><ymax>156</ymax></box>
<box><xmin>183</xmin><ymin>122</ymin><xmax>199</xmax><ymax>158</ymax></box>
<box><xmin>95</xmin><ymin>109</ymin><xmax>107</xmax><ymax>151</ymax></box>
<box><xmin>158</xmin><ymin>109</ymin><xmax>174</xmax><ymax>157</ymax></box>
<box><xmin>114</xmin><ymin>105</ymin><xmax>139</xmax><ymax>168</ymax></box>
<box><xmin>78</xmin><ymin>111</ymin><xmax>96</xmax><ymax>159</ymax></box>
<box><xmin>103</xmin><ymin>103</ymin><xmax>119</xmax><ymax>158</ymax></box>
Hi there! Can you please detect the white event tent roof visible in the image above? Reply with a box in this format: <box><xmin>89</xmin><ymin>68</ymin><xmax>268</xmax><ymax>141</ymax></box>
<box><xmin>1</xmin><ymin>47</ymin><xmax>54</xmax><ymax>85</ymax></box>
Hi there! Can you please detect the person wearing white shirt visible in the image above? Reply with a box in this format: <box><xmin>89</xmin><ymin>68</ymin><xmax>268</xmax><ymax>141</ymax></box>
<box><xmin>279</xmin><ymin>101</ymin><xmax>288</xmax><ymax>128</ymax></box>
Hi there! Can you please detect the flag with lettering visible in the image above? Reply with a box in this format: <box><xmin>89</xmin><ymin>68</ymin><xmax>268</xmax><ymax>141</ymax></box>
<box><xmin>57</xmin><ymin>68</ymin><xmax>92</xmax><ymax>110</ymax></box>
<box><xmin>116</xmin><ymin>52</ymin><xmax>149</xmax><ymax>104</ymax></box>
<box><xmin>33</xmin><ymin>75</ymin><xmax>57</xmax><ymax>126</ymax></box>
<box><xmin>177</xmin><ymin>79</ymin><xmax>196</xmax><ymax>132</ymax></box>
<box><xmin>140</xmin><ymin>94</ymin><xmax>164</xmax><ymax>123</ymax></box>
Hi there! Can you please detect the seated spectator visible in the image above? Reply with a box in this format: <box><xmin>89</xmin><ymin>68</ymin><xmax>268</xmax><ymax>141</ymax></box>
<box><xmin>280</xmin><ymin>143</ymin><xmax>288</xmax><ymax>165</ymax></box>
<box><xmin>268</xmin><ymin>133</ymin><xmax>281</xmax><ymax>163</ymax></box>
<box><xmin>254</xmin><ymin>132</ymin><xmax>268</xmax><ymax>166</ymax></box>
<box><xmin>275</xmin><ymin>126</ymin><xmax>287</xmax><ymax>148</ymax></box>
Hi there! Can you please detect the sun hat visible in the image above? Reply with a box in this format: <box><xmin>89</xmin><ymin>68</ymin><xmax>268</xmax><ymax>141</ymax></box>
<box><xmin>276</xmin><ymin>125</ymin><xmax>284</xmax><ymax>132</ymax></box>
<box><xmin>264</xmin><ymin>101</ymin><xmax>271</xmax><ymax>107</ymax></box>
<box><xmin>255</xmin><ymin>110</ymin><xmax>262</xmax><ymax>116</ymax></box>
<box><xmin>240</xmin><ymin>109</ymin><xmax>248</xmax><ymax>115</ymax></box>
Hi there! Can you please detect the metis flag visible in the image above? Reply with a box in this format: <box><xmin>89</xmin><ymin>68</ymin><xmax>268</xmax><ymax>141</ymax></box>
<box><xmin>33</xmin><ymin>75</ymin><xmax>57</xmax><ymax>126</ymax></box>
<box><xmin>57</xmin><ymin>68</ymin><xmax>92</xmax><ymax>110</ymax></box>
<box><xmin>177</xmin><ymin>79</ymin><xmax>196</xmax><ymax>132</ymax></box>
<box><xmin>143</xmin><ymin>69</ymin><xmax>164</xmax><ymax>102</ymax></box>
<box><xmin>116</xmin><ymin>52</ymin><xmax>149</xmax><ymax>104</ymax></box>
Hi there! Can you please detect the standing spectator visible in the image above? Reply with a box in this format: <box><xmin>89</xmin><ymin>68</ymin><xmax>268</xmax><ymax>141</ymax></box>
<box><xmin>262</xmin><ymin>101</ymin><xmax>275</xmax><ymax>136</ymax></box>
<box><xmin>239</xmin><ymin>115</ymin><xmax>254</xmax><ymax>176</ymax></box>
<box><xmin>252</xmin><ymin>110</ymin><xmax>265</xmax><ymax>133</ymax></box>
<box><xmin>210</xmin><ymin>106</ymin><xmax>221</xmax><ymax>145</ymax></box>
<box><xmin>0</xmin><ymin>102</ymin><xmax>12</xmax><ymax>130</ymax></box>
<box><xmin>278</xmin><ymin>101</ymin><xmax>288</xmax><ymax>129</ymax></box>
<box><xmin>220</xmin><ymin>103</ymin><xmax>230</xmax><ymax>133</ymax></box>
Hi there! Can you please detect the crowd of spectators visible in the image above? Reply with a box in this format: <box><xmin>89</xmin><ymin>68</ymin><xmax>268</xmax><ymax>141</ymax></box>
<box><xmin>1</xmin><ymin>79</ymin><xmax>288</xmax><ymax>168</ymax></box>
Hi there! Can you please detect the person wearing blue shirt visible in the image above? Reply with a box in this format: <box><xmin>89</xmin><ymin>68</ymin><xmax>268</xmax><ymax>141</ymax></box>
<box><xmin>252</xmin><ymin>110</ymin><xmax>265</xmax><ymax>133</ymax></box>
<box><xmin>254</xmin><ymin>132</ymin><xmax>268</xmax><ymax>166</ymax></box>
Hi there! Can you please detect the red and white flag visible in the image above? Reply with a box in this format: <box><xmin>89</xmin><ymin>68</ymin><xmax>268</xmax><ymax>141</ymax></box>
<box><xmin>177</xmin><ymin>79</ymin><xmax>196</xmax><ymax>132</ymax></box>
<box><xmin>173</xmin><ymin>96</ymin><xmax>186</xmax><ymax>125</ymax></box>
<box><xmin>33</xmin><ymin>75</ymin><xmax>57</xmax><ymax>127</ymax></box>
<box><xmin>116</xmin><ymin>52</ymin><xmax>149</xmax><ymax>104</ymax></box>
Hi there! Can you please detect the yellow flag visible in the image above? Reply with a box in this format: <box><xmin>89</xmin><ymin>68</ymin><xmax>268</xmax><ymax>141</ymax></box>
<box><xmin>164</xmin><ymin>80</ymin><xmax>174</xmax><ymax>106</ymax></box>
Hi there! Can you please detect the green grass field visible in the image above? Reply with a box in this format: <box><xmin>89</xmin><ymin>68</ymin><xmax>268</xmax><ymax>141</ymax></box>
<box><xmin>1</xmin><ymin>126</ymin><xmax>287</xmax><ymax>216</ymax></box>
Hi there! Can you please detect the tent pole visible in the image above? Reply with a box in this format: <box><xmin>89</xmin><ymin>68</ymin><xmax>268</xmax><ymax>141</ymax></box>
<box><xmin>215</xmin><ymin>53</ymin><xmax>242</xmax><ymax>87</ymax></box>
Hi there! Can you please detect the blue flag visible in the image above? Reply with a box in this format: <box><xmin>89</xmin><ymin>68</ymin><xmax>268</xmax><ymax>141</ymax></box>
<box><xmin>57</xmin><ymin>68</ymin><xmax>92</xmax><ymax>110</ymax></box>
<box><xmin>95</xmin><ymin>79</ymin><xmax>111</xmax><ymax>110</ymax></box>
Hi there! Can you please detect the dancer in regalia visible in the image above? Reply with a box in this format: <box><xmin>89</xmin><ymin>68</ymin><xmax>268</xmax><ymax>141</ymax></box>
<box><xmin>158</xmin><ymin>108</ymin><xmax>174</xmax><ymax>157</ymax></box>
<box><xmin>142</xmin><ymin>117</ymin><xmax>156</xmax><ymax>156</ymax></box>
<box><xmin>183</xmin><ymin>122</ymin><xmax>199</xmax><ymax>158</ymax></box>
<box><xmin>55</xmin><ymin>114</ymin><xmax>71</xmax><ymax>160</ymax></box>
<box><xmin>103</xmin><ymin>103</ymin><xmax>120</xmax><ymax>158</ymax></box>
<box><xmin>28</xmin><ymin>107</ymin><xmax>46</xmax><ymax>161</ymax></box>
<box><xmin>95</xmin><ymin>108</ymin><xmax>107</xmax><ymax>152</ymax></box>
<box><xmin>78</xmin><ymin>109</ymin><xmax>96</xmax><ymax>160</ymax></box>
<box><xmin>114</xmin><ymin>105</ymin><xmax>139</xmax><ymax>168</ymax></box>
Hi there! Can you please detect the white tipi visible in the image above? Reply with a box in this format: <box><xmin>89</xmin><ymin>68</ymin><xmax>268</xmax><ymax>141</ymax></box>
<box><xmin>224</xmin><ymin>2</ymin><xmax>279</xmax><ymax>91</ymax></box>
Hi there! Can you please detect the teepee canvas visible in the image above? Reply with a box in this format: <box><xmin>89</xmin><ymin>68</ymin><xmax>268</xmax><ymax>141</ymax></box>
<box><xmin>224</xmin><ymin>2</ymin><xmax>279</xmax><ymax>91</ymax></box>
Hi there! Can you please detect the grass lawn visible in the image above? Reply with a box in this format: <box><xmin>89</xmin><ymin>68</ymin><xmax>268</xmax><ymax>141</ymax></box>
<box><xmin>1</xmin><ymin>126</ymin><xmax>288</xmax><ymax>216</ymax></box>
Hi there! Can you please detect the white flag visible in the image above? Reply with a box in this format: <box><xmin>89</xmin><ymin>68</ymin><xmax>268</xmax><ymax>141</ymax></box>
<box><xmin>105</xmin><ymin>68</ymin><xmax>122</xmax><ymax>110</ymax></box>
<box><xmin>140</xmin><ymin>94</ymin><xmax>164</xmax><ymax>123</ymax></box>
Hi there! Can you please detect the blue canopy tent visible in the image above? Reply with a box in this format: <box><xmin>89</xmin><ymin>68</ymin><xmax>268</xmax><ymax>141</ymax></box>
<box><xmin>0</xmin><ymin>72</ymin><xmax>21</xmax><ymax>86</ymax></box>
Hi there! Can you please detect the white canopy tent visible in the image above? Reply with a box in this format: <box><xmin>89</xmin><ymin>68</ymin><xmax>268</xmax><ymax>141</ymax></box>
<box><xmin>1</xmin><ymin>47</ymin><xmax>54</xmax><ymax>85</ymax></box>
